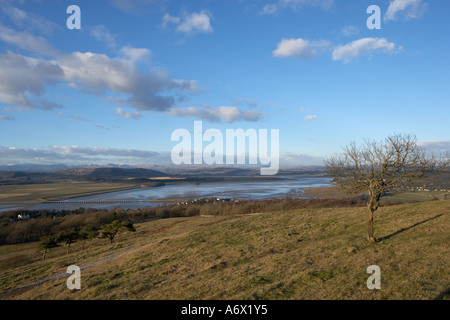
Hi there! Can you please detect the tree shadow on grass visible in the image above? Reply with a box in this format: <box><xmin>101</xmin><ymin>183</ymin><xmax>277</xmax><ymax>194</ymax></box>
<box><xmin>379</xmin><ymin>213</ymin><xmax>444</xmax><ymax>241</ymax></box>
<box><xmin>434</xmin><ymin>287</ymin><xmax>450</xmax><ymax>300</ymax></box>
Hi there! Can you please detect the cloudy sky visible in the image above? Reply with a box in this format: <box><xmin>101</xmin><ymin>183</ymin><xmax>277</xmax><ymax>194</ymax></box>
<box><xmin>0</xmin><ymin>0</ymin><xmax>449</xmax><ymax>166</ymax></box>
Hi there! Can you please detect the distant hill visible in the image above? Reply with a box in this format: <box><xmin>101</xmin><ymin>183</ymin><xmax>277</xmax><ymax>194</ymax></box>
<box><xmin>58</xmin><ymin>167</ymin><xmax>167</xmax><ymax>179</ymax></box>
<box><xmin>0</xmin><ymin>163</ymin><xmax>329</xmax><ymax>176</ymax></box>
<box><xmin>0</xmin><ymin>167</ymin><xmax>168</xmax><ymax>185</ymax></box>
<box><xmin>156</xmin><ymin>165</ymin><xmax>261</xmax><ymax>176</ymax></box>
<box><xmin>0</xmin><ymin>164</ymin><xmax>70</xmax><ymax>172</ymax></box>
<box><xmin>0</xmin><ymin>171</ymin><xmax>46</xmax><ymax>184</ymax></box>
<box><xmin>142</xmin><ymin>164</ymin><xmax>328</xmax><ymax>177</ymax></box>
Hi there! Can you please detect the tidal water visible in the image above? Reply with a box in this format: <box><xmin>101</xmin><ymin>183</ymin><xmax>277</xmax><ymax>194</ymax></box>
<box><xmin>0</xmin><ymin>177</ymin><xmax>332</xmax><ymax>212</ymax></box>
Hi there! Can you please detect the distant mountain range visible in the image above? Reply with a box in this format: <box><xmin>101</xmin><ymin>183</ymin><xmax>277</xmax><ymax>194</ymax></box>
<box><xmin>0</xmin><ymin>163</ymin><xmax>136</xmax><ymax>172</ymax></box>
<box><xmin>0</xmin><ymin>164</ymin><xmax>329</xmax><ymax>185</ymax></box>
<box><xmin>0</xmin><ymin>167</ymin><xmax>168</xmax><ymax>185</ymax></box>
<box><xmin>58</xmin><ymin>167</ymin><xmax>167</xmax><ymax>179</ymax></box>
<box><xmin>0</xmin><ymin>163</ymin><xmax>71</xmax><ymax>172</ymax></box>
<box><xmin>0</xmin><ymin>163</ymin><xmax>327</xmax><ymax>174</ymax></box>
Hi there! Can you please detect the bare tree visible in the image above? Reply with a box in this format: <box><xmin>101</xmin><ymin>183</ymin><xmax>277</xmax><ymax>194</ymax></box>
<box><xmin>325</xmin><ymin>133</ymin><xmax>448</xmax><ymax>242</ymax></box>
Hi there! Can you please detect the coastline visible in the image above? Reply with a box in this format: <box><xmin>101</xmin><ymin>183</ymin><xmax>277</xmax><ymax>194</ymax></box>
<box><xmin>0</xmin><ymin>176</ymin><xmax>333</xmax><ymax>212</ymax></box>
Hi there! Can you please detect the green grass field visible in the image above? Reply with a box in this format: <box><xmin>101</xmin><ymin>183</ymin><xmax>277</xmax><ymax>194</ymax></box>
<box><xmin>0</xmin><ymin>199</ymin><xmax>448</xmax><ymax>300</ymax></box>
<box><xmin>382</xmin><ymin>191</ymin><xmax>450</xmax><ymax>202</ymax></box>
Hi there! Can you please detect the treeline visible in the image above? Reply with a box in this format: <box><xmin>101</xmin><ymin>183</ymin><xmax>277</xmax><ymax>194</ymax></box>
<box><xmin>0</xmin><ymin>207</ymin><xmax>136</xmax><ymax>245</ymax></box>
<box><xmin>0</xmin><ymin>198</ymin><xmax>387</xmax><ymax>246</ymax></box>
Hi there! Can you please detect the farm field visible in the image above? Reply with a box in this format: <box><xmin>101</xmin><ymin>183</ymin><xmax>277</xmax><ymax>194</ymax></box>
<box><xmin>0</xmin><ymin>182</ymin><xmax>139</xmax><ymax>203</ymax></box>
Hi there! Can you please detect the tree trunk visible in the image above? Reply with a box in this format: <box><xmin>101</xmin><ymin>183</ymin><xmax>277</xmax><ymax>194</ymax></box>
<box><xmin>367</xmin><ymin>207</ymin><xmax>377</xmax><ymax>242</ymax></box>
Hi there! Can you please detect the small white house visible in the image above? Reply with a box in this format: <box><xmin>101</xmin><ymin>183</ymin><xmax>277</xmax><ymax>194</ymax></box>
<box><xmin>17</xmin><ymin>213</ymin><xmax>31</xmax><ymax>220</ymax></box>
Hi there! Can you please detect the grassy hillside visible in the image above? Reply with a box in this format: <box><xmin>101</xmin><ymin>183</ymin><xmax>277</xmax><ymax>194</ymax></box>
<box><xmin>303</xmin><ymin>186</ymin><xmax>450</xmax><ymax>201</ymax></box>
<box><xmin>0</xmin><ymin>200</ymin><xmax>448</xmax><ymax>300</ymax></box>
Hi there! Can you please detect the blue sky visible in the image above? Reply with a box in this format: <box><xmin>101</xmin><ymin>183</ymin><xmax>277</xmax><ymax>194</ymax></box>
<box><xmin>0</xmin><ymin>0</ymin><xmax>449</xmax><ymax>167</ymax></box>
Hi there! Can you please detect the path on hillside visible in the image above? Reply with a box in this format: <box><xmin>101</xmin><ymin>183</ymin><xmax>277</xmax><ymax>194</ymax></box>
<box><xmin>0</xmin><ymin>245</ymin><xmax>144</xmax><ymax>299</ymax></box>
<box><xmin>0</xmin><ymin>215</ymin><xmax>238</xmax><ymax>299</ymax></box>
<box><xmin>0</xmin><ymin>219</ymin><xmax>194</xmax><ymax>299</ymax></box>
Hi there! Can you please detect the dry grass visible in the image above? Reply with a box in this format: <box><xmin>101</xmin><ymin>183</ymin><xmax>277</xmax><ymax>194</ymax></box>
<box><xmin>0</xmin><ymin>200</ymin><xmax>448</xmax><ymax>300</ymax></box>
<box><xmin>303</xmin><ymin>186</ymin><xmax>449</xmax><ymax>202</ymax></box>
<box><xmin>302</xmin><ymin>186</ymin><xmax>356</xmax><ymax>199</ymax></box>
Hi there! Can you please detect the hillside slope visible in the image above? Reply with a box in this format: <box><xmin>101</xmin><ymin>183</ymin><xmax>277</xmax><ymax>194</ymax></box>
<box><xmin>0</xmin><ymin>200</ymin><xmax>448</xmax><ymax>300</ymax></box>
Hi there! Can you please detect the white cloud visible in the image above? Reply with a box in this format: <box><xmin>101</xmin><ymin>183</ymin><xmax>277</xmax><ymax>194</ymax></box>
<box><xmin>119</xmin><ymin>46</ymin><xmax>152</xmax><ymax>63</ymax></box>
<box><xmin>341</xmin><ymin>25</ymin><xmax>360</xmax><ymax>37</ymax></box>
<box><xmin>171</xmin><ymin>79</ymin><xmax>200</xmax><ymax>93</ymax></box>
<box><xmin>385</xmin><ymin>0</ymin><xmax>427</xmax><ymax>21</ymax></box>
<box><xmin>176</xmin><ymin>10</ymin><xmax>213</xmax><ymax>35</ymax></box>
<box><xmin>332</xmin><ymin>37</ymin><xmax>397</xmax><ymax>63</ymax></box>
<box><xmin>161</xmin><ymin>10</ymin><xmax>213</xmax><ymax>35</ymax></box>
<box><xmin>0</xmin><ymin>145</ymin><xmax>328</xmax><ymax>166</ymax></box>
<box><xmin>279</xmin><ymin>152</ymin><xmax>324</xmax><ymax>165</ymax></box>
<box><xmin>234</xmin><ymin>98</ymin><xmax>259</xmax><ymax>109</ymax></box>
<box><xmin>0</xmin><ymin>47</ymin><xmax>198</xmax><ymax>115</ymax></box>
<box><xmin>70</xmin><ymin>114</ymin><xmax>91</xmax><ymax>122</ymax></box>
<box><xmin>90</xmin><ymin>25</ymin><xmax>117</xmax><ymax>49</ymax></box>
<box><xmin>169</xmin><ymin>106</ymin><xmax>263</xmax><ymax>123</ymax></box>
<box><xmin>0</xmin><ymin>52</ymin><xmax>64</xmax><ymax>111</ymax></box>
<box><xmin>273</xmin><ymin>38</ymin><xmax>330</xmax><ymax>58</ymax></box>
<box><xmin>0</xmin><ymin>25</ymin><xmax>58</xmax><ymax>57</ymax></box>
<box><xmin>51</xmin><ymin>145</ymin><xmax>160</xmax><ymax>158</ymax></box>
<box><xmin>417</xmin><ymin>140</ymin><xmax>450</xmax><ymax>156</ymax></box>
<box><xmin>261</xmin><ymin>4</ymin><xmax>278</xmax><ymax>15</ymax></box>
<box><xmin>0</xmin><ymin>145</ymin><xmax>164</xmax><ymax>164</ymax></box>
<box><xmin>160</xmin><ymin>13</ymin><xmax>181</xmax><ymax>28</ymax></box>
<box><xmin>0</xmin><ymin>114</ymin><xmax>15</xmax><ymax>121</ymax></box>
<box><xmin>116</xmin><ymin>107</ymin><xmax>142</xmax><ymax>120</ymax></box>
<box><xmin>304</xmin><ymin>115</ymin><xmax>317</xmax><ymax>121</ymax></box>
<box><xmin>0</xmin><ymin>4</ymin><xmax>203</xmax><ymax>120</ymax></box>
<box><xmin>0</xmin><ymin>3</ymin><xmax>57</xmax><ymax>35</ymax></box>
